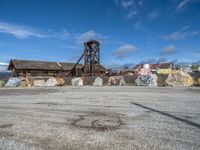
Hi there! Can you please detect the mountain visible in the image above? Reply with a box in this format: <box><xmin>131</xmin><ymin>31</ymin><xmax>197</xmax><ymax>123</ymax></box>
<box><xmin>0</xmin><ymin>63</ymin><xmax>10</xmax><ymax>81</ymax></box>
<box><xmin>0</xmin><ymin>64</ymin><xmax>8</xmax><ymax>72</ymax></box>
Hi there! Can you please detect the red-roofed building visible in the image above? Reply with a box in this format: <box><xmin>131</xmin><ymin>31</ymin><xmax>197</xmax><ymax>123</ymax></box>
<box><xmin>159</xmin><ymin>63</ymin><xmax>173</xmax><ymax>69</ymax></box>
<box><xmin>150</xmin><ymin>64</ymin><xmax>159</xmax><ymax>70</ymax></box>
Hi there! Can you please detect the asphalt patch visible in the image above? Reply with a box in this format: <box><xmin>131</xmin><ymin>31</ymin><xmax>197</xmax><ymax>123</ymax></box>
<box><xmin>72</xmin><ymin>113</ymin><xmax>125</xmax><ymax>131</ymax></box>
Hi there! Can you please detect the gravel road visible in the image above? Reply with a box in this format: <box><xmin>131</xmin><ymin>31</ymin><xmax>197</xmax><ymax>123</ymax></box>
<box><xmin>0</xmin><ymin>86</ymin><xmax>199</xmax><ymax>150</ymax></box>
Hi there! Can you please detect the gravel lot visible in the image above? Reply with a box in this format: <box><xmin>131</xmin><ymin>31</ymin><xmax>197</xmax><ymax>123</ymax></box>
<box><xmin>0</xmin><ymin>86</ymin><xmax>200</xmax><ymax>150</ymax></box>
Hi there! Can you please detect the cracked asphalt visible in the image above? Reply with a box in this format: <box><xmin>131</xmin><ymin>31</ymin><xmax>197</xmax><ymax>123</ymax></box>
<box><xmin>0</xmin><ymin>86</ymin><xmax>199</xmax><ymax>150</ymax></box>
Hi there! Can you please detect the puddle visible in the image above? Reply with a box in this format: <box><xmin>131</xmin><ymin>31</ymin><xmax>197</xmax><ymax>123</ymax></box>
<box><xmin>72</xmin><ymin>113</ymin><xmax>125</xmax><ymax>131</ymax></box>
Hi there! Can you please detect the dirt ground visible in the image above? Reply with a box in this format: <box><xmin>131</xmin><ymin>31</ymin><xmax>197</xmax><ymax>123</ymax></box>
<box><xmin>0</xmin><ymin>86</ymin><xmax>200</xmax><ymax>150</ymax></box>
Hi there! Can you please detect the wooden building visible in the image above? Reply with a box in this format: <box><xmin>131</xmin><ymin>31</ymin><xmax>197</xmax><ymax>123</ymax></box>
<box><xmin>8</xmin><ymin>59</ymin><xmax>107</xmax><ymax>77</ymax></box>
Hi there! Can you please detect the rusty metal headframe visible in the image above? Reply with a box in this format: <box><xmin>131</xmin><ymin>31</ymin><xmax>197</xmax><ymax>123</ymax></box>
<box><xmin>67</xmin><ymin>39</ymin><xmax>100</xmax><ymax>77</ymax></box>
<box><xmin>83</xmin><ymin>39</ymin><xmax>100</xmax><ymax>76</ymax></box>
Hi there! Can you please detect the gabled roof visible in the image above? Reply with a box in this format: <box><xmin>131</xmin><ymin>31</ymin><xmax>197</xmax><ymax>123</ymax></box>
<box><xmin>8</xmin><ymin>59</ymin><xmax>82</xmax><ymax>71</ymax></box>
<box><xmin>150</xmin><ymin>64</ymin><xmax>159</xmax><ymax>70</ymax></box>
<box><xmin>8</xmin><ymin>59</ymin><xmax>107</xmax><ymax>72</ymax></box>
<box><xmin>59</xmin><ymin>63</ymin><xmax>83</xmax><ymax>70</ymax></box>
<box><xmin>159</xmin><ymin>63</ymin><xmax>172</xmax><ymax>69</ymax></box>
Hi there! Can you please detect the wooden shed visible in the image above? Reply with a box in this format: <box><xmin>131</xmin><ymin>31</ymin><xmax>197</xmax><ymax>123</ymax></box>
<box><xmin>8</xmin><ymin>59</ymin><xmax>106</xmax><ymax>77</ymax></box>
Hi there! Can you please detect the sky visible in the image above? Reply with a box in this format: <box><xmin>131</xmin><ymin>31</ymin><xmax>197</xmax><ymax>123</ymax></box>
<box><xmin>0</xmin><ymin>0</ymin><xmax>200</xmax><ymax>69</ymax></box>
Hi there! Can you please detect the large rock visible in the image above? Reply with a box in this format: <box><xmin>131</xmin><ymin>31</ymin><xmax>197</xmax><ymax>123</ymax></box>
<box><xmin>108</xmin><ymin>76</ymin><xmax>126</xmax><ymax>86</ymax></box>
<box><xmin>93</xmin><ymin>77</ymin><xmax>103</xmax><ymax>86</ymax></box>
<box><xmin>45</xmin><ymin>77</ymin><xmax>57</xmax><ymax>87</ymax></box>
<box><xmin>135</xmin><ymin>75</ymin><xmax>153</xmax><ymax>86</ymax></box>
<box><xmin>108</xmin><ymin>76</ymin><xmax>118</xmax><ymax>85</ymax></box>
<box><xmin>0</xmin><ymin>80</ymin><xmax>5</xmax><ymax>87</ymax></box>
<box><xmin>33</xmin><ymin>80</ymin><xmax>46</xmax><ymax>87</ymax></box>
<box><xmin>149</xmin><ymin>74</ymin><xmax>158</xmax><ymax>87</ymax></box>
<box><xmin>5</xmin><ymin>77</ymin><xmax>21</xmax><ymax>87</ymax></box>
<box><xmin>45</xmin><ymin>77</ymin><xmax>65</xmax><ymax>87</ymax></box>
<box><xmin>166</xmin><ymin>70</ymin><xmax>194</xmax><ymax>87</ymax></box>
<box><xmin>71</xmin><ymin>77</ymin><xmax>83</xmax><ymax>86</ymax></box>
<box><xmin>56</xmin><ymin>77</ymin><xmax>65</xmax><ymax>86</ymax></box>
<box><xmin>194</xmin><ymin>78</ymin><xmax>200</xmax><ymax>86</ymax></box>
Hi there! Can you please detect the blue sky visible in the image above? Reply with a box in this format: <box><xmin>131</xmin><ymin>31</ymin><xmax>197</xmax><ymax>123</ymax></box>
<box><xmin>0</xmin><ymin>0</ymin><xmax>200</xmax><ymax>68</ymax></box>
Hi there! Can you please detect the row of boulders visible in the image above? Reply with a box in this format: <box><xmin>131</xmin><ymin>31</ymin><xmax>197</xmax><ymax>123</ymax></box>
<box><xmin>1</xmin><ymin>70</ymin><xmax>199</xmax><ymax>87</ymax></box>
<box><xmin>4</xmin><ymin>77</ymin><xmax>65</xmax><ymax>87</ymax></box>
<box><xmin>71</xmin><ymin>76</ymin><xmax>126</xmax><ymax>86</ymax></box>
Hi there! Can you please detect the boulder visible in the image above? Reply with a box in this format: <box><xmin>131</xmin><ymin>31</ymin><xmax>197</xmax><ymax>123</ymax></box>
<box><xmin>166</xmin><ymin>70</ymin><xmax>194</xmax><ymax>87</ymax></box>
<box><xmin>45</xmin><ymin>77</ymin><xmax>57</xmax><ymax>87</ymax></box>
<box><xmin>149</xmin><ymin>74</ymin><xmax>158</xmax><ymax>87</ymax></box>
<box><xmin>135</xmin><ymin>75</ymin><xmax>153</xmax><ymax>86</ymax></box>
<box><xmin>108</xmin><ymin>76</ymin><xmax>126</xmax><ymax>86</ymax></box>
<box><xmin>5</xmin><ymin>77</ymin><xmax>21</xmax><ymax>87</ymax></box>
<box><xmin>33</xmin><ymin>80</ymin><xmax>46</xmax><ymax>87</ymax></box>
<box><xmin>0</xmin><ymin>80</ymin><xmax>5</xmax><ymax>87</ymax></box>
<box><xmin>194</xmin><ymin>78</ymin><xmax>200</xmax><ymax>86</ymax></box>
<box><xmin>93</xmin><ymin>77</ymin><xmax>103</xmax><ymax>86</ymax></box>
<box><xmin>71</xmin><ymin>78</ymin><xmax>83</xmax><ymax>86</ymax></box>
<box><xmin>56</xmin><ymin>77</ymin><xmax>65</xmax><ymax>86</ymax></box>
<box><xmin>108</xmin><ymin>76</ymin><xmax>118</xmax><ymax>85</ymax></box>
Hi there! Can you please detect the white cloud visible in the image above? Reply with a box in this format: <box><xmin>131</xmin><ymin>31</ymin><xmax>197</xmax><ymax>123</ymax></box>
<box><xmin>160</xmin><ymin>45</ymin><xmax>176</xmax><ymax>55</ymax></box>
<box><xmin>112</xmin><ymin>44</ymin><xmax>137</xmax><ymax>59</ymax></box>
<box><xmin>114</xmin><ymin>0</ymin><xmax>141</xmax><ymax>20</ymax></box>
<box><xmin>0</xmin><ymin>62</ymin><xmax>8</xmax><ymax>65</ymax></box>
<box><xmin>75</xmin><ymin>30</ymin><xmax>107</xmax><ymax>44</ymax></box>
<box><xmin>163</xmin><ymin>26</ymin><xmax>200</xmax><ymax>40</ymax></box>
<box><xmin>0</xmin><ymin>22</ymin><xmax>46</xmax><ymax>39</ymax></box>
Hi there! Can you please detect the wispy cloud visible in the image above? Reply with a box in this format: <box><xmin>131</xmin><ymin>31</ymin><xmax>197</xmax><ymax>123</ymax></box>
<box><xmin>114</xmin><ymin>0</ymin><xmax>134</xmax><ymax>8</ymax></box>
<box><xmin>160</xmin><ymin>45</ymin><xmax>176</xmax><ymax>55</ymax></box>
<box><xmin>0</xmin><ymin>62</ymin><xmax>8</xmax><ymax>65</ymax></box>
<box><xmin>114</xmin><ymin>0</ymin><xmax>141</xmax><ymax>20</ymax></box>
<box><xmin>112</xmin><ymin>44</ymin><xmax>137</xmax><ymax>59</ymax></box>
<box><xmin>0</xmin><ymin>22</ymin><xmax>46</xmax><ymax>39</ymax></box>
<box><xmin>75</xmin><ymin>30</ymin><xmax>107</xmax><ymax>44</ymax></box>
<box><xmin>105</xmin><ymin>63</ymin><xmax>135</xmax><ymax>70</ymax></box>
<box><xmin>163</xmin><ymin>26</ymin><xmax>200</xmax><ymax>40</ymax></box>
<box><xmin>139</xmin><ymin>58</ymin><xmax>178</xmax><ymax>64</ymax></box>
<box><xmin>176</xmin><ymin>0</ymin><xmax>200</xmax><ymax>12</ymax></box>
<box><xmin>176</xmin><ymin>0</ymin><xmax>190</xmax><ymax>12</ymax></box>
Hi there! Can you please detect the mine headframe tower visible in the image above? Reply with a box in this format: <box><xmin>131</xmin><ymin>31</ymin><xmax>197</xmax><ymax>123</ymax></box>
<box><xmin>67</xmin><ymin>39</ymin><xmax>100</xmax><ymax>76</ymax></box>
<box><xmin>84</xmin><ymin>39</ymin><xmax>100</xmax><ymax>76</ymax></box>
